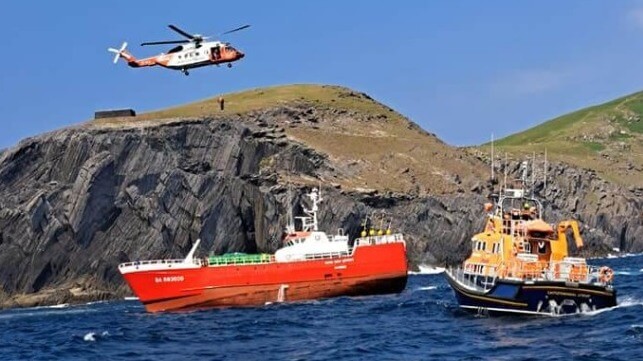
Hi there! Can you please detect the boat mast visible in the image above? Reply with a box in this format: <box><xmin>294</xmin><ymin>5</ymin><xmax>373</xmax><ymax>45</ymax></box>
<box><xmin>285</xmin><ymin>184</ymin><xmax>295</xmax><ymax>234</ymax></box>
<box><xmin>302</xmin><ymin>187</ymin><xmax>322</xmax><ymax>231</ymax></box>
<box><xmin>520</xmin><ymin>160</ymin><xmax>528</xmax><ymax>192</ymax></box>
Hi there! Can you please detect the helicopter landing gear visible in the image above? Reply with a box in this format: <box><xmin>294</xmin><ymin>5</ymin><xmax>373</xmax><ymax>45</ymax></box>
<box><xmin>227</xmin><ymin>63</ymin><xmax>232</xmax><ymax>68</ymax></box>
<box><xmin>182</xmin><ymin>68</ymin><xmax>189</xmax><ymax>76</ymax></box>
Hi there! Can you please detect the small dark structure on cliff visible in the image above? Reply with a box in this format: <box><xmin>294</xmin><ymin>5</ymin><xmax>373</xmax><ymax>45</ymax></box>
<box><xmin>94</xmin><ymin>109</ymin><xmax>136</xmax><ymax>119</ymax></box>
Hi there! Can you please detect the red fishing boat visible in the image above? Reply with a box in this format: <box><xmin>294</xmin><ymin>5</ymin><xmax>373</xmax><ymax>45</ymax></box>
<box><xmin>119</xmin><ymin>188</ymin><xmax>408</xmax><ymax>312</ymax></box>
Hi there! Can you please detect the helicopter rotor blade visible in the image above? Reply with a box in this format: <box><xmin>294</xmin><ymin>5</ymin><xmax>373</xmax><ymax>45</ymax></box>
<box><xmin>141</xmin><ymin>40</ymin><xmax>191</xmax><ymax>46</ymax></box>
<box><xmin>168</xmin><ymin>24</ymin><xmax>195</xmax><ymax>40</ymax></box>
<box><xmin>221</xmin><ymin>24</ymin><xmax>250</xmax><ymax>35</ymax></box>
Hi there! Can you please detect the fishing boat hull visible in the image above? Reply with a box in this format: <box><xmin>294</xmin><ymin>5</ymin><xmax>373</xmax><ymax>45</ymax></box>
<box><xmin>121</xmin><ymin>242</ymin><xmax>407</xmax><ymax>312</ymax></box>
<box><xmin>444</xmin><ymin>270</ymin><xmax>617</xmax><ymax>316</ymax></box>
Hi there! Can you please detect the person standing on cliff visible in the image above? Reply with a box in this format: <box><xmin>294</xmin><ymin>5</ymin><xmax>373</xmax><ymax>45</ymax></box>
<box><xmin>218</xmin><ymin>97</ymin><xmax>225</xmax><ymax>111</ymax></box>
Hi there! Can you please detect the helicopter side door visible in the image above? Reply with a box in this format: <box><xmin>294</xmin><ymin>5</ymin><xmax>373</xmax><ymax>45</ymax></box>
<box><xmin>210</xmin><ymin>46</ymin><xmax>221</xmax><ymax>62</ymax></box>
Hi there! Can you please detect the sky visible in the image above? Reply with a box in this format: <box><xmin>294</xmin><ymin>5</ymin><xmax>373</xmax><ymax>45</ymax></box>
<box><xmin>2</xmin><ymin>1</ymin><xmax>643</xmax><ymax>148</ymax></box>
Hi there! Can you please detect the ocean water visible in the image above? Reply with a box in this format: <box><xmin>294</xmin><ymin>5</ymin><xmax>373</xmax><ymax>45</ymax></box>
<box><xmin>1</xmin><ymin>255</ymin><xmax>641</xmax><ymax>361</ymax></box>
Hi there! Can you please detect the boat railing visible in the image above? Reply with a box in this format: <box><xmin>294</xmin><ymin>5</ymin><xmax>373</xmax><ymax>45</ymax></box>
<box><xmin>459</xmin><ymin>259</ymin><xmax>607</xmax><ymax>285</ymax></box>
<box><xmin>119</xmin><ymin>258</ymin><xmax>201</xmax><ymax>268</ymax></box>
<box><xmin>354</xmin><ymin>233</ymin><xmax>405</xmax><ymax>247</ymax></box>
<box><xmin>207</xmin><ymin>254</ymin><xmax>275</xmax><ymax>266</ymax></box>
<box><xmin>448</xmin><ymin>266</ymin><xmax>497</xmax><ymax>292</ymax></box>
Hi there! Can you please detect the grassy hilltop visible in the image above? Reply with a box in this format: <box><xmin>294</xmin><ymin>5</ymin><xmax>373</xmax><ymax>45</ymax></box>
<box><xmin>92</xmin><ymin>84</ymin><xmax>487</xmax><ymax>195</ymax></box>
<box><xmin>491</xmin><ymin>92</ymin><xmax>643</xmax><ymax>186</ymax></box>
<box><xmin>92</xmin><ymin>84</ymin><xmax>643</xmax><ymax>190</ymax></box>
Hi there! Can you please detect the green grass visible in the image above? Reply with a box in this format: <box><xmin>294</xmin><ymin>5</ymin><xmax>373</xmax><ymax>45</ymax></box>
<box><xmin>623</xmin><ymin>100</ymin><xmax>643</xmax><ymax>133</ymax></box>
<box><xmin>486</xmin><ymin>91</ymin><xmax>643</xmax><ymax>186</ymax></box>
<box><xmin>494</xmin><ymin>95</ymin><xmax>629</xmax><ymax>147</ymax></box>
<box><xmin>583</xmin><ymin>141</ymin><xmax>605</xmax><ymax>152</ymax></box>
<box><xmin>101</xmin><ymin>84</ymin><xmax>403</xmax><ymax>124</ymax></box>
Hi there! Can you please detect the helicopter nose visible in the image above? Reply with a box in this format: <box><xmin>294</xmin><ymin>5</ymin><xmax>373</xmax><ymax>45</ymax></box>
<box><xmin>237</xmin><ymin>50</ymin><xmax>245</xmax><ymax>59</ymax></box>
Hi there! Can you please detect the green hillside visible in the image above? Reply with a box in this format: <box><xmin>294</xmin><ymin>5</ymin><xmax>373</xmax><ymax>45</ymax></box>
<box><xmin>492</xmin><ymin>92</ymin><xmax>643</xmax><ymax>186</ymax></box>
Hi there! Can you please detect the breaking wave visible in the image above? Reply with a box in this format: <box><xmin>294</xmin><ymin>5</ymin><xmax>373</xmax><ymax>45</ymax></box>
<box><xmin>415</xmin><ymin>286</ymin><xmax>438</xmax><ymax>291</ymax></box>
<box><xmin>83</xmin><ymin>331</ymin><xmax>109</xmax><ymax>342</ymax></box>
<box><xmin>409</xmin><ymin>265</ymin><xmax>445</xmax><ymax>275</ymax></box>
<box><xmin>597</xmin><ymin>252</ymin><xmax>643</xmax><ymax>260</ymax></box>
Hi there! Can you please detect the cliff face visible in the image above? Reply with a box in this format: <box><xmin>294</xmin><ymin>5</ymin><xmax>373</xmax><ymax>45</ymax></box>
<box><xmin>0</xmin><ymin>96</ymin><xmax>640</xmax><ymax>308</ymax></box>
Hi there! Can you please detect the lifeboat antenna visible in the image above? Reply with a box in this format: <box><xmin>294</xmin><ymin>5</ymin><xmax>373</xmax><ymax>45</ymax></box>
<box><xmin>490</xmin><ymin>133</ymin><xmax>495</xmax><ymax>182</ymax></box>
<box><xmin>503</xmin><ymin>152</ymin><xmax>508</xmax><ymax>194</ymax></box>
<box><xmin>520</xmin><ymin>160</ymin><xmax>529</xmax><ymax>191</ymax></box>
<box><xmin>532</xmin><ymin>151</ymin><xmax>536</xmax><ymax>197</ymax></box>
<box><xmin>544</xmin><ymin>149</ymin><xmax>548</xmax><ymax>192</ymax></box>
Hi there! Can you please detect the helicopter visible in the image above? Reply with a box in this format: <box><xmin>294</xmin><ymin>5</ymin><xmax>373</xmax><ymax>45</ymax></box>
<box><xmin>108</xmin><ymin>24</ymin><xmax>249</xmax><ymax>75</ymax></box>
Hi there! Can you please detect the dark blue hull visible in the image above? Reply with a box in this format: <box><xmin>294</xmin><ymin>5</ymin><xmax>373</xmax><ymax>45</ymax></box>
<box><xmin>445</xmin><ymin>271</ymin><xmax>617</xmax><ymax>316</ymax></box>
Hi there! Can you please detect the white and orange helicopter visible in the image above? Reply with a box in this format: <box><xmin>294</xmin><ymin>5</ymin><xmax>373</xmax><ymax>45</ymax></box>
<box><xmin>108</xmin><ymin>24</ymin><xmax>248</xmax><ymax>75</ymax></box>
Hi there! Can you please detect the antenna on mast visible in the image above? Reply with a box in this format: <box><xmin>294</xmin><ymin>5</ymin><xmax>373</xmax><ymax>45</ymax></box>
<box><xmin>503</xmin><ymin>152</ymin><xmax>508</xmax><ymax>193</ymax></box>
<box><xmin>285</xmin><ymin>183</ymin><xmax>295</xmax><ymax>234</ymax></box>
<box><xmin>490</xmin><ymin>133</ymin><xmax>495</xmax><ymax>182</ymax></box>
<box><xmin>544</xmin><ymin>149</ymin><xmax>548</xmax><ymax>192</ymax></box>
<box><xmin>532</xmin><ymin>151</ymin><xmax>536</xmax><ymax>196</ymax></box>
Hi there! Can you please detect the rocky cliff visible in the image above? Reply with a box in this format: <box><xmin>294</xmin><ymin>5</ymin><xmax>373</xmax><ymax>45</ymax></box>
<box><xmin>0</xmin><ymin>85</ymin><xmax>640</xmax><ymax>308</ymax></box>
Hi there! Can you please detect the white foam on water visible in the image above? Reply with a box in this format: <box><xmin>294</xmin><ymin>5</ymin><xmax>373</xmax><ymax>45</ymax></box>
<box><xmin>85</xmin><ymin>300</ymin><xmax>107</xmax><ymax>306</ymax></box>
<box><xmin>615</xmin><ymin>271</ymin><xmax>632</xmax><ymax>276</ymax></box>
<box><xmin>415</xmin><ymin>286</ymin><xmax>437</xmax><ymax>291</ymax></box>
<box><xmin>46</xmin><ymin>303</ymin><xmax>69</xmax><ymax>309</ymax></box>
<box><xmin>577</xmin><ymin>296</ymin><xmax>643</xmax><ymax>317</ymax></box>
<box><xmin>593</xmin><ymin>252</ymin><xmax>643</xmax><ymax>260</ymax></box>
<box><xmin>409</xmin><ymin>265</ymin><xmax>445</xmax><ymax>275</ymax></box>
<box><xmin>82</xmin><ymin>331</ymin><xmax>108</xmax><ymax>342</ymax></box>
<box><xmin>123</xmin><ymin>296</ymin><xmax>139</xmax><ymax>301</ymax></box>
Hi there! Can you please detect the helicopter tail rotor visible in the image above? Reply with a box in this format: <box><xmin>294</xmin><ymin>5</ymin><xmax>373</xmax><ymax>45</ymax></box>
<box><xmin>107</xmin><ymin>42</ymin><xmax>128</xmax><ymax>64</ymax></box>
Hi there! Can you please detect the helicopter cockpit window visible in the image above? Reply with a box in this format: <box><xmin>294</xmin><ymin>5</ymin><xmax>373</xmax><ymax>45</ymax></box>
<box><xmin>168</xmin><ymin>46</ymin><xmax>183</xmax><ymax>54</ymax></box>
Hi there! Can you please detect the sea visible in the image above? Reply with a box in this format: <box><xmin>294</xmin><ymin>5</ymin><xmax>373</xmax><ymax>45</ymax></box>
<box><xmin>1</xmin><ymin>254</ymin><xmax>641</xmax><ymax>361</ymax></box>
